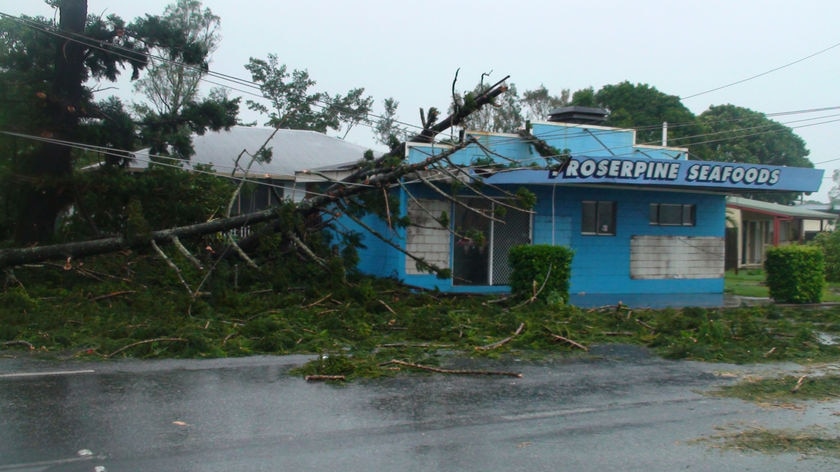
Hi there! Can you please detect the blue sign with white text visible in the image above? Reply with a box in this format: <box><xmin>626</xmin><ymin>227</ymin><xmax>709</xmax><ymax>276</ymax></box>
<box><xmin>486</xmin><ymin>157</ymin><xmax>823</xmax><ymax>193</ymax></box>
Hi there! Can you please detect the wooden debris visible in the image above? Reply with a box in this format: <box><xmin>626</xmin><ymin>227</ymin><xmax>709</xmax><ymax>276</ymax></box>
<box><xmin>380</xmin><ymin>359</ymin><xmax>522</xmax><ymax>378</ymax></box>
<box><xmin>378</xmin><ymin>299</ymin><xmax>397</xmax><ymax>315</ymax></box>
<box><xmin>476</xmin><ymin>322</ymin><xmax>525</xmax><ymax>351</ymax></box>
<box><xmin>305</xmin><ymin>375</ymin><xmax>346</xmax><ymax>382</ymax></box>
<box><xmin>791</xmin><ymin>375</ymin><xmax>807</xmax><ymax>393</ymax></box>
<box><xmin>304</xmin><ymin>293</ymin><xmax>332</xmax><ymax>308</ymax></box>
<box><xmin>602</xmin><ymin>331</ymin><xmax>635</xmax><ymax>336</ymax></box>
<box><xmin>89</xmin><ymin>290</ymin><xmax>136</xmax><ymax>302</ymax></box>
<box><xmin>635</xmin><ymin>318</ymin><xmax>656</xmax><ymax>332</ymax></box>
<box><xmin>1</xmin><ymin>340</ymin><xmax>35</xmax><ymax>350</ymax></box>
<box><xmin>549</xmin><ymin>333</ymin><xmax>589</xmax><ymax>351</ymax></box>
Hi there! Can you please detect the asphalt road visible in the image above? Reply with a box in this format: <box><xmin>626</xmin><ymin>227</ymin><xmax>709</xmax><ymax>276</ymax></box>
<box><xmin>1</xmin><ymin>346</ymin><xmax>838</xmax><ymax>471</ymax></box>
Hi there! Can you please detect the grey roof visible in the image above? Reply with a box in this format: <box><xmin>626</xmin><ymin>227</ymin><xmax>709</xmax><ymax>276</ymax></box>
<box><xmin>132</xmin><ymin>127</ymin><xmax>372</xmax><ymax>179</ymax></box>
<box><xmin>727</xmin><ymin>196</ymin><xmax>837</xmax><ymax>220</ymax></box>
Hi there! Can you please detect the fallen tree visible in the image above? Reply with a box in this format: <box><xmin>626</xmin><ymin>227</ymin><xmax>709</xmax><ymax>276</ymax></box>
<box><xmin>0</xmin><ymin>77</ymin><xmax>511</xmax><ymax>270</ymax></box>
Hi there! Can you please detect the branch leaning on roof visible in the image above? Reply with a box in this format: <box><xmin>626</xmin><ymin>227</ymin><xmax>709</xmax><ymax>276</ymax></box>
<box><xmin>322</xmin><ymin>77</ymin><xmax>511</xmax><ymax>191</ymax></box>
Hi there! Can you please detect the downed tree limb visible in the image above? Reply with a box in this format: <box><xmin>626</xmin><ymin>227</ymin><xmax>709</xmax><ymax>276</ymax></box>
<box><xmin>106</xmin><ymin>337</ymin><xmax>188</xmax><ymax>358</ymax></box>
<box><xmin>475</xmin><ymin>322</ymin><xmax>525</xmax><ymax>351</ymax></box>
<box><xmin>379</xmin><ymin>359</ymin><xmax>522</xmax><ymax>378</ymax></box>
<box><xmin>549</xmin><ymin>333</ymin><xmax>589</xmax><ymax>351</ymax></box>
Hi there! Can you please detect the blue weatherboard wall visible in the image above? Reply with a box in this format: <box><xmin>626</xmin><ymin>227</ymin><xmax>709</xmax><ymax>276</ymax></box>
<box><xmin>529</xmin><ymin>186</ymin><xmax>726</xmax><ymax>296</ymax></box>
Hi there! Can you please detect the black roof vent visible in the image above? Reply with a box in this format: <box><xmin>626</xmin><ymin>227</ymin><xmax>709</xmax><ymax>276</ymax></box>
<box><xmin>547</xmin><ymin>106</ymin><xmax>609</xmax><ymax>125</ymax></box>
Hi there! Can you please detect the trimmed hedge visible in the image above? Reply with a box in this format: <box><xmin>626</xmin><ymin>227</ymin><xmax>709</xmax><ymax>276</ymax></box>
<box><xmin>509</xmin><ymin>244</ymin><xmax>573</xmax><ymax>303</ymax></box>
<box><xmin>810</xmin><ymin>231</ymin><xmax>840</xmax><ymax>282</ymax></box>
<box><xmin>764</xmin><ymin>245</ymin><xmax>825</xmax><ymax>304</ymax></box>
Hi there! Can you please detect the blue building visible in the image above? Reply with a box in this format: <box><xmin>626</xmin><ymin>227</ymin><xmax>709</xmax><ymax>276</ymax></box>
<box><xmin>332</xmin><ymin>107</ymin><xmax>824</xmax><ymax>308</ymax></box>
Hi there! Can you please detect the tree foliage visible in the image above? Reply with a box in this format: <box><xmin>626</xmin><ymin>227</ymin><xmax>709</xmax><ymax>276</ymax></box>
<box><xmin>692</xmin><ymin>105</ymin><xmax>811</xmax><ymax>166</ymax></box>
<box><xmin>373</xmin><ymin>97</ymin><xmax>408</xmax><ymax>148</ymax></box>
<box><xmin>691</xmin><ymin>105</ymin><xmax>812</xmax><ymax>204</ymax></box>
<box><xmin>571</xmin><ymin>81</ymin><xmax>702</xmax><ymax>145</ymax></box>
<box><xmin>245</xmin><ymin>54</ymin><xmax>373</xmax><ymax>137</ymax></box>
<box><xmin>521</xmin><ymin>84</ymin><xmax>570</xmax><ymax>121</ymax></box>
<box><xmin>133</xmin><ymin>0</ymin><xmax>221</xmax><ymax>116</ymax></box>
<box><xmin>564</xmin><ymin>82</ymin><xmax>813</xmax><ymax>204</ymax></box>
<box><xmin>0</xmin><ymin>1</ymin><xmax>239</xmax><ymax>244</ymax></box>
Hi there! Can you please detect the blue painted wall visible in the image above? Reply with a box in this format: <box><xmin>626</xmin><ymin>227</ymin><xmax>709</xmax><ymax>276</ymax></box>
<box><xmin>528</xmin><ymin>186</ymin><xmax>726</xmax><ymax>297</ymax></box>
<box><xmin>344</xmin><ymin>180</ymin><xmax>726</xmax><ymax>303</ymax></box>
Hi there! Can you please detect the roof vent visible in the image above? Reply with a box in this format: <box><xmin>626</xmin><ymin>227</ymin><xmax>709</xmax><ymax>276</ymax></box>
<box><xmin>547</xmin><ymin>106</ymin><xmax>609</xmax><ymax>125</ymax></box>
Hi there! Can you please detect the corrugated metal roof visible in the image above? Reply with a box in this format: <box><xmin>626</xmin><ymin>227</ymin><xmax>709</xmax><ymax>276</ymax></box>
<box><xmin>132</xmin><ymin>127</ymin><xmax>372</xmax><ymax>179</ymax></box>
<box><xmin>727</xmin><ymin>196</ymin><xmax>837</xmax><ymax>219</ymax></box>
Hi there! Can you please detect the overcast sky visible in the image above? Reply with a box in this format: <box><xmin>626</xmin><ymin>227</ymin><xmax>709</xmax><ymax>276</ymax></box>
<box><xmin>3</xmin><ymin>0</ymin><xmax>840</xmax><ymax>201</ymax></box>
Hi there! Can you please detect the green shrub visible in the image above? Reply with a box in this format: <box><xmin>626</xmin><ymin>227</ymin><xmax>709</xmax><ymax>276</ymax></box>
<box><xmin>810</xmin><ymin>231</ymin><xmax>840</xmax><ymax>282</ymax></box>
<box><xmin>765</xmin><ymin>245</ymin><xmax>825</xmax><ymax>303</ymax></box>
<box><xmin>508</xmin><ymin>245</ymin><xmax>573</xmax><ymax>303</ymax></box>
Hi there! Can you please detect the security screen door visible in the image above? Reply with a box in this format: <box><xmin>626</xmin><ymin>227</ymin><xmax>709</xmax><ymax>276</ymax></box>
<box><xmin>453</xmin><ymin>198</ymin><xmax>531</xmax><ymax>286</ymax></box>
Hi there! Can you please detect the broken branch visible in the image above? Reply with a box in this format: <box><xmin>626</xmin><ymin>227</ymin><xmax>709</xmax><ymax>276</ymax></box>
<box><xmin>150</xmin><ymin>240</ymin><xmax>192</xmax><ymax>295</ymax></box>
<box><xmin>476</xmin><ymin>322</ymin><xmax>525</xmax><ymax>351</ymax></box>
<box><xmin>549</xmin><ymin>333</ymin><xmax>589</xmax><ymax>351</ymax></box>
<box><xmin>791</xmin><ymin>375</ymin><xmax>807</xmax><ymax>393</ymax></box>
<box><xmin>1</xmin><ymin>340</ymin><xmax>35</xmax><ymax>350</ymax></box>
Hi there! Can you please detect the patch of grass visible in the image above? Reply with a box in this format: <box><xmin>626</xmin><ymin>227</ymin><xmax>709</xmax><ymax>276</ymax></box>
<box><xmin>710</xmin><ymin>374</ymin><xmax>840</xmax><ymax>404</ymax></box>
<box><xmin>698</xmin><ymin>424</ymin><xmax>840</xmax><ymax>458</ymax></box>
<box><xmin>726</xmin><ymin>269</ymin><xmax>840</xmax><ymax>302</ymax></box>
<box><xmin>725</xmin><ymin>269</ymin><xmax>769</xmax><ymax>298</ymax></box>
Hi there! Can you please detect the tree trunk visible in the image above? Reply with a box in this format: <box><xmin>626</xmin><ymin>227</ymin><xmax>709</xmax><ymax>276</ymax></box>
<box><xmin>14</xmin><ymin>0</ymin><xmax>87</xmax><ymax>245</ymax></box>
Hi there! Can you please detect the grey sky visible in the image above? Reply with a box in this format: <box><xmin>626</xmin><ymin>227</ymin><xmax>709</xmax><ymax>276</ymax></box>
<box><xmin>4</xmin><ymin>0</ymin><xmax>840</xmax><ymax>201</ymax></box>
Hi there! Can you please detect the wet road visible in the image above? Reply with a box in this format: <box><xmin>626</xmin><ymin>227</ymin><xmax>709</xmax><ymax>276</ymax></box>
<box><xmin>1</xmin><ymin>346</ymin><xmax>838</xmax><ymax>471</ymax></box>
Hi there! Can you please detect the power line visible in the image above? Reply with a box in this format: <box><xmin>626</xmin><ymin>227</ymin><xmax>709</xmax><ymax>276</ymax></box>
<box><xmin>0</xmin><ymin>11</ymin><xmax>427</xmax><ymax>139</ymax></box>
<box><xmin>680</xmin><ymin>40</ymin><xmax>840</xmax><ymax>100</ymax></box>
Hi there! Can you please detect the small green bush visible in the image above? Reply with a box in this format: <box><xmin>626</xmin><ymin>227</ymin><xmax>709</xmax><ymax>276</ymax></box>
<box><xmin>765</xmin><ymin>245</ymin><xmax>825</xmax><ymax>304</ymax></box>
<box><xmin>810</xmin><ymin>231</ymin><xmax>840</xmax><ymax>282</ymax></box>
<box><xmin>508</xmin><ymin>245</ymin><xmax>573</xmax><ymax>303</ymax></box>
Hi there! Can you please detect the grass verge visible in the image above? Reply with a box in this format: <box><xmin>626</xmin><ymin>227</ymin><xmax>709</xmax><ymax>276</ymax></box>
<box><xmin>2</xmin><ymin>257</ymin><xmax>840</xmax><ymax>380</ymax></box>
<box><xmin>710</xmin><ymin>374</ymin><xmax>840</xmax><ymax>404</ymax></box>
<box><xmin>697</xmin><ymin>424</ymin><xmax>840</xmax><ymax>458</ymax></box>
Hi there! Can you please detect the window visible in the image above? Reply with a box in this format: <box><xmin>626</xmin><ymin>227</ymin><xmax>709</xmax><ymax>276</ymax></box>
<box><xmin>649</xmin><ymin>203</ymin><xmax>695</xmax><ymax>226</ymax></box>
<box><xmin>582</xmin><ymin>201</ymin><xmax>616</xmax><ymax>235</ymax></box>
